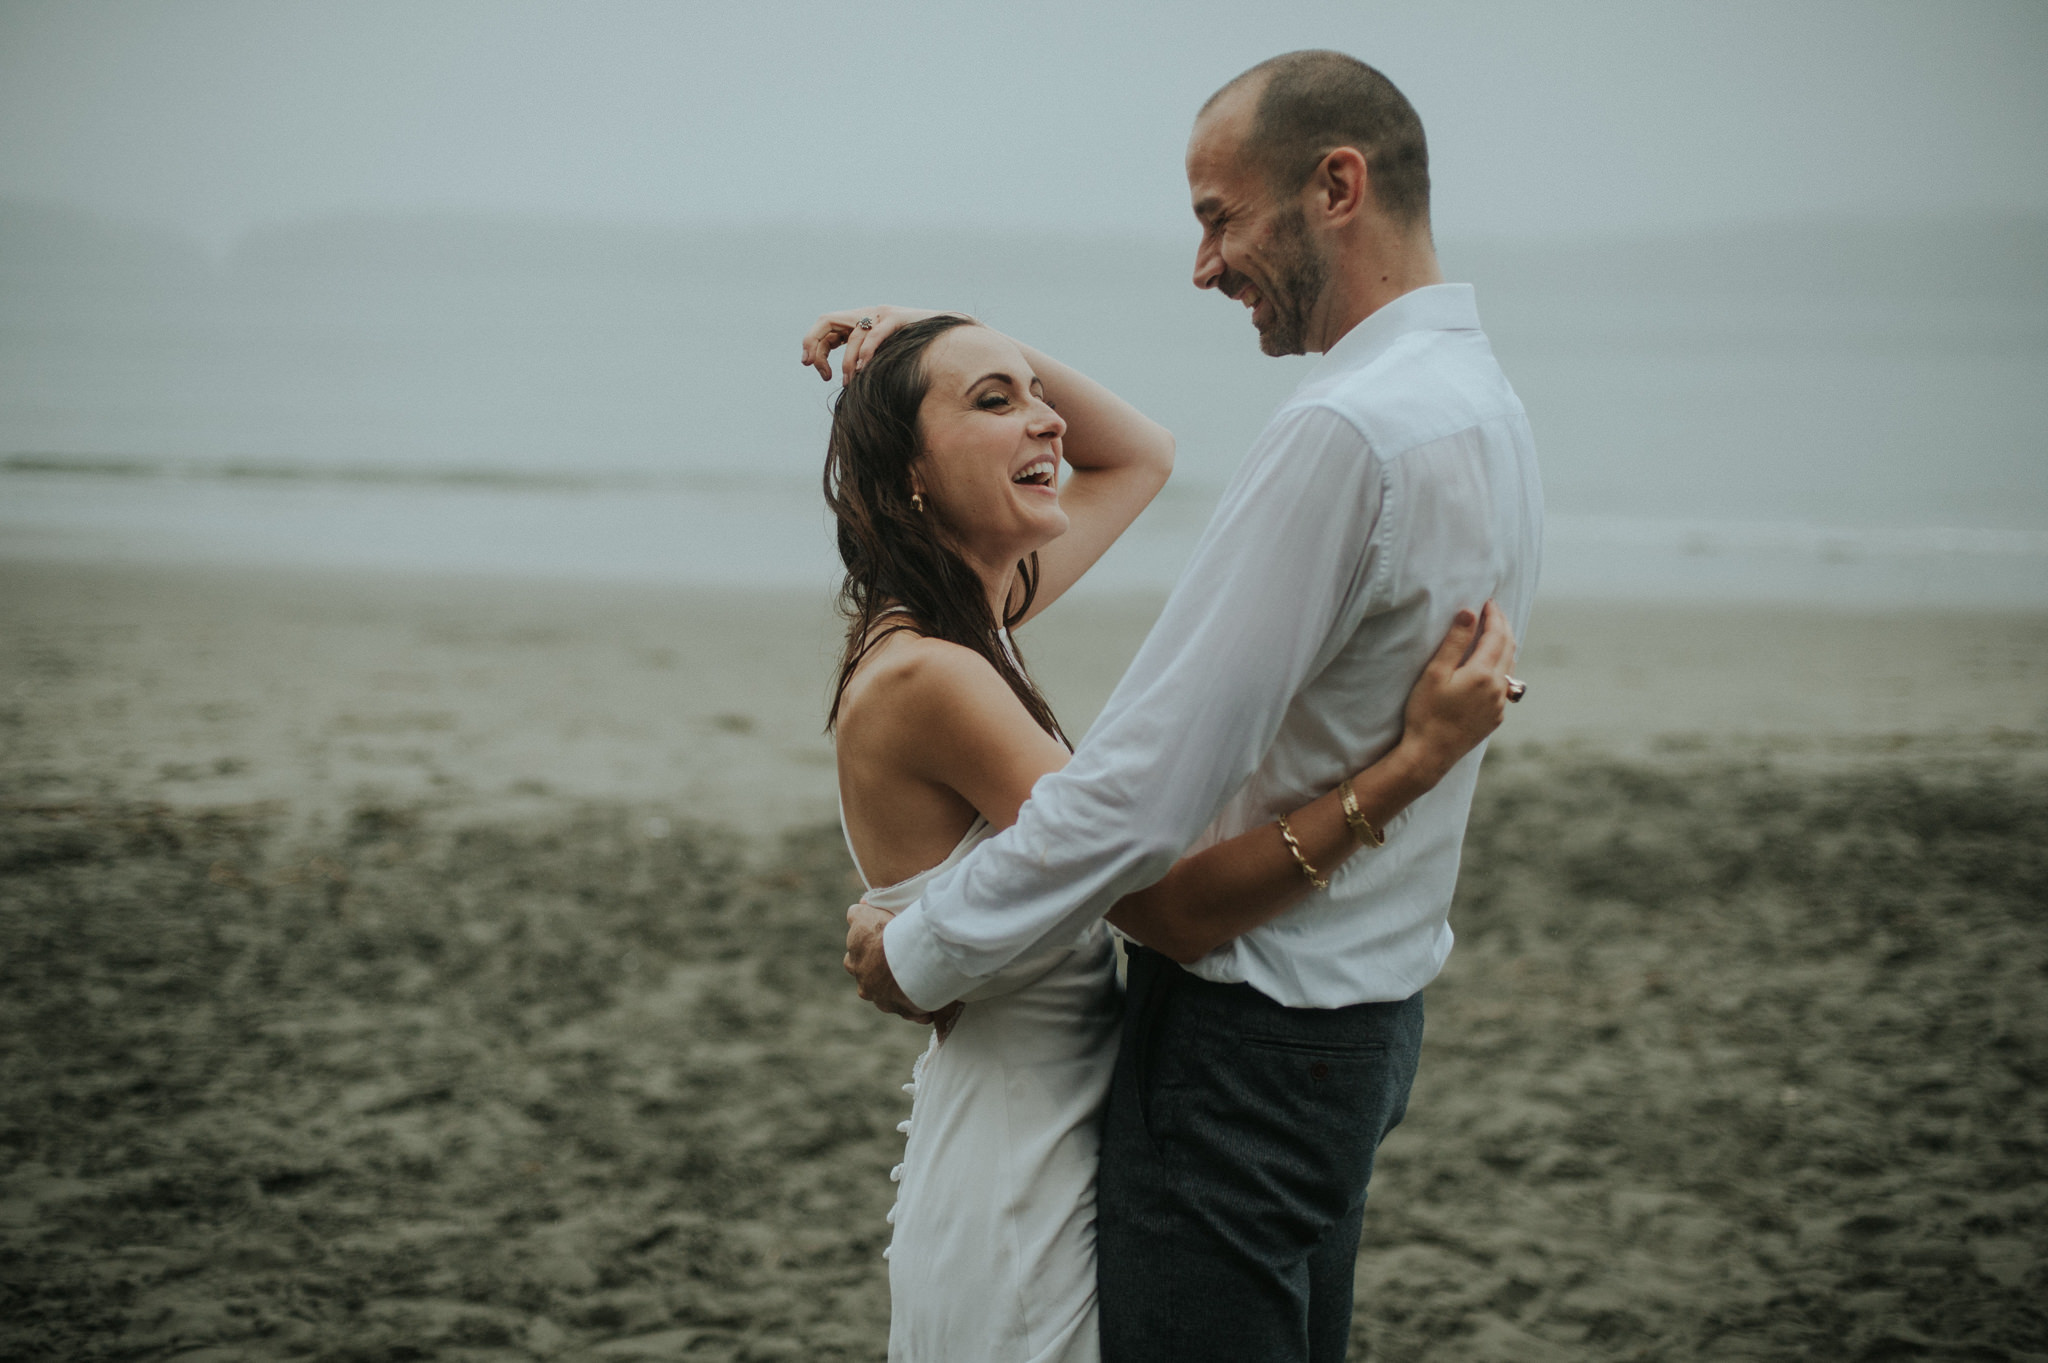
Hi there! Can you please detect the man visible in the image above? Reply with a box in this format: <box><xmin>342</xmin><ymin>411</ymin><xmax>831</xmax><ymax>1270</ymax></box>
<box><xmin>844</xmin><ymin>49</ymin><xmax>1543</xmax><ymax>1362</ymax></box>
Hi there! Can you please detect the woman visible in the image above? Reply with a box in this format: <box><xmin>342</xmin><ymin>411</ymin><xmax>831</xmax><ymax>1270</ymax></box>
<box><xmin>802</xmin><ymin>307</ymin><xmax>1516</xmax><ymax>1363</ymax></box>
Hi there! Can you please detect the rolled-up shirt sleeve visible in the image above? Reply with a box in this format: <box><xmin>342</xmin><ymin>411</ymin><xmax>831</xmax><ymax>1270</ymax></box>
<box><xmin>883</xmin><ymin>404</ymin><xmax>1389</xmax><ymax>1010</ymax></box>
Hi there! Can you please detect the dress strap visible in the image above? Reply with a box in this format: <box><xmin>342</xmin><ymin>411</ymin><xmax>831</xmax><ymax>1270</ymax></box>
<box><xmin>836</xmin><ymin>788</ymin><xmax>873</xmax><ymax>890</ymax></box>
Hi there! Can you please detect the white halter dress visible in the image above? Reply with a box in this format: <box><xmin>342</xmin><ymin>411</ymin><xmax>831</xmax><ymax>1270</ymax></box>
<box><xmin>845</xmin><ymin>813</ymin><xmax>1121</xmax><ymax>1363</ymax></box>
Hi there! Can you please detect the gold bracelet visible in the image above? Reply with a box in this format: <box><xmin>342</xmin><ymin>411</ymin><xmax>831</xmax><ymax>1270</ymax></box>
<box><xmin>1274</xmin><ymin>814</ymin><xmax>1329</xmax><ymax>890</ymax></box>
<box><xmin>1339</xmin><ymin>777</ymin><xmax>1385</xmax><ymax>848</ymax></box>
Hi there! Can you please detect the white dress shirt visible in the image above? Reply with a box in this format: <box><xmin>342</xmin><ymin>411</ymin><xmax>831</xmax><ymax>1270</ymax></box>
<box><xmin>883</xmin><ymin>283</ymin><xmax>1544</xmax><ymax>1011</ymax></box>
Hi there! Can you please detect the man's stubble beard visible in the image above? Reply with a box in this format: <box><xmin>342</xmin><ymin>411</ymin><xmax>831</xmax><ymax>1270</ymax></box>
<box><xmin>1251</xmin><ymin>206</ymin><xmax>1329</xmax><ymax>358</ymax></box>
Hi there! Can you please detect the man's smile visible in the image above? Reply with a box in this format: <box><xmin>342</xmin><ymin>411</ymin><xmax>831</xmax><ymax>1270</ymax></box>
<box><xmin>1217</xmin><ymin>268</ymin><xmax>1271</xmax><ymax>329</ymax></box>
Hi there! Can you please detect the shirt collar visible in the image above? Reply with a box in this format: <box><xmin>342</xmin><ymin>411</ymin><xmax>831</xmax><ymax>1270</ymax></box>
<box><xmin>1301</xmin><ymin>282</ymin><xmax>1481</xmax><ymax>386</ymax></box>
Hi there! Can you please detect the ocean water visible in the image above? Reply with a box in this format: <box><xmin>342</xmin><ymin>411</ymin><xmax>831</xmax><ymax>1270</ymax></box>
<box><xmin>6</xmin><ymin>467</ymin><xmax>2044</xmax><ymax>611</ymax></box>
<box><xmin>2</xmin><ymin>204</ymin><xmax>2043</xmax><ymax>607</ymax></box>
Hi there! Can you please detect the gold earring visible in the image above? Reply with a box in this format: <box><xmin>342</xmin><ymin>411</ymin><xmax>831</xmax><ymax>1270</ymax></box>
<box><xmin>912</xmin><ymin>492</ymin><xmax>925</xmax><ymax>514</ymax></box>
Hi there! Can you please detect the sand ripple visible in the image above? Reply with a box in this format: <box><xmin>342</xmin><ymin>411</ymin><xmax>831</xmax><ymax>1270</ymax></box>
<box><xmin>2</xmin><ymin>750</ymin><xmax>2044</xmax><ymax>1359</ymax></box>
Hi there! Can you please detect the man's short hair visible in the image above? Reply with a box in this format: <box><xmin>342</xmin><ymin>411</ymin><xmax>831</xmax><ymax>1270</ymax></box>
<box><xmin>1206</xmin><ymin>50</ymin><xmax>1431</xmax><ymax>228</ymax></box>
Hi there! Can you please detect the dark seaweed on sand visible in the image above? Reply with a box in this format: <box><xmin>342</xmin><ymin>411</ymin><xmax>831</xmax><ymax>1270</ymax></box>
<box><xmin>2</xmin><ymin>755</ymin><xmax>2045</xmax><ymax>1361</ymax></box>
<box><xmin>1</xmin><ymin>803</ymin><xmax>900</xmax><ymax>1361</ymax></box>
<box><xmin>1367</xmin><ymin>754</ymin><xmax>2048</xmax><ymax>1362</ymax></box>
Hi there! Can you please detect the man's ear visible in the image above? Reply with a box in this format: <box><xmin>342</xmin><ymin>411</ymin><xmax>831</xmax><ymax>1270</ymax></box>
<box><xmin>1313</xmin><ymin>146</ymin><xmax>1370</xmax><ymax>226</ymax></box>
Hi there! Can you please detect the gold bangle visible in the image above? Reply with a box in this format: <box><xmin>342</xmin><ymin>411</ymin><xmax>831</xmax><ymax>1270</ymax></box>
<box><xmin>1274</xmin><ymin>814</ymin><xmax>1329</xmax><ymax>891</ymax></box>
<box><xmin>1340</xmin><ymin>777</ymin><xmax>1385</xmax><ymax>848</ymax></box>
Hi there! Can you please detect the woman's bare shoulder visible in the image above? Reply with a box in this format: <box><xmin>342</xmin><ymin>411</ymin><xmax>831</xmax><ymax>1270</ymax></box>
<box><xmin>838</xmin><ymin>631</ymin><xmax>1003</xmax><ymax>738</ymax></box>
<box><xmin>839</xmin><ymin>626</ymin><xmax>1068</xmax><ymax>837</ymax></box>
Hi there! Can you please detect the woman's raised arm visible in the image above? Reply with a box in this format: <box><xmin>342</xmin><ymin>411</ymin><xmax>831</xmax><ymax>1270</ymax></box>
<box><xmin>1002</xmin><ymin>337</ymin><xmax>1173</xmax><ymax>622</ymax></box>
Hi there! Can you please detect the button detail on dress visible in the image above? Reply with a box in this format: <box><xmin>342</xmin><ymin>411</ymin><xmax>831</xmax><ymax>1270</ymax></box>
<box><xmin>889</xmin><ymin>1163</ymin><xmax>905</xmax><ymax>1183</ymax></box>
<box><xmin>897</xmin><ymin>1119</ymin><xmax>913</xmax><ymax>1134</ymax></box>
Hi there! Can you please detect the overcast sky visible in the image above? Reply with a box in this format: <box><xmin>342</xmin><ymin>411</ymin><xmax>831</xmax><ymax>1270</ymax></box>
<box><xmin>2</xmin><ymin>0</ymin><xmax>2044</xmax><ymax>249</ymax></box>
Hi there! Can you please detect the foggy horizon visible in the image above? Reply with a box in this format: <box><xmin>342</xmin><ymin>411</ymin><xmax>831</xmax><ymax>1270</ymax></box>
<box><xmin>4</xmin><ymin>2</ymin><xmax>2044</xmax><ymax>250</ymax></box>
<box><xmin>13</xmin><ymin>186</ymin><xmax>2048</xmax><ymax>258</ymax></box>
<box><xmin>4</xmin><ymin>2</ymin><xmax>2044</xmax><ymax>600</ymax></box>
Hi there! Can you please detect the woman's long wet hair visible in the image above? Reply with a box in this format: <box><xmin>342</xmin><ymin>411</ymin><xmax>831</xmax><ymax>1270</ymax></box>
<box><xmin>824</xmin><ymin>314</ymin><xmax>1066</xmax><ymax>746</ymax></box>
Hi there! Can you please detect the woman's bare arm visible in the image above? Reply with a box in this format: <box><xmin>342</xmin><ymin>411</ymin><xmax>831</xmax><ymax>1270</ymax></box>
<box><xmin>1108</xmin><ymin>603</ymin><xmax>1517</xmax><ymax>963</ymax></box>
<box><xmin>1004</xmin><ymin>339</ymin><xmax>1172</xmax><ymax>623</ymax></box>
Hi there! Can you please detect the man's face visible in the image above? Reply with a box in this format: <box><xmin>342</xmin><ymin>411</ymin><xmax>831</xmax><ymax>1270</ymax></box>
<box><xmin>1186</xmin><ymin>89</ymin><xmax>1331</xmax><ymax>358</ymax></box>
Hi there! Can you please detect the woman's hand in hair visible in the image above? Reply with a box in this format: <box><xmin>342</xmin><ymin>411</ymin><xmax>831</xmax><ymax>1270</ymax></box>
<box><xmin>802</xmin><ymin>306</ymin><xmax>975</xmax><ymax>384</ymax></box>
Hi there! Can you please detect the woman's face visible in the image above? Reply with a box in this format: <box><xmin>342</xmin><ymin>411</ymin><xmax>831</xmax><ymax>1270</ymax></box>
<box><xmin>911</xmin><ymin>326</ymin><xmax>1070</xmax><ymax>573</ymax></box>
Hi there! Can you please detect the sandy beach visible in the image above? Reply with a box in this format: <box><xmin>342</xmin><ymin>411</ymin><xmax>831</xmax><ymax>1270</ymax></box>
<box><xmin>3</xmin><ymin>559</ymin><xmax>2046</xmax><ymax>1360</ymax></box>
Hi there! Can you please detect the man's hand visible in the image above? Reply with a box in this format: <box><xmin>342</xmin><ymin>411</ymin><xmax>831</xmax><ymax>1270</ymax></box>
<box><xmin>845</xmin><ymin>900</ymin><xmax>943</xmax><ymax>1024</ymax></box>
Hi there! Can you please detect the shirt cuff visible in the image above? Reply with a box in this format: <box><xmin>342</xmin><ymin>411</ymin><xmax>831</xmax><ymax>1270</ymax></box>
<box><xmin>882</xmin><ymin>899</ymin><xmax>979</xmax><ymax>1013</ymax></box>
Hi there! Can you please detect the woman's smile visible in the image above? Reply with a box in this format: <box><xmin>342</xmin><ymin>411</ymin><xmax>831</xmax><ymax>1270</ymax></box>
<box><xmin>1012</xmin><ymin>455</ymin><xmax>1060</xmax><ymax>495</ymax></box>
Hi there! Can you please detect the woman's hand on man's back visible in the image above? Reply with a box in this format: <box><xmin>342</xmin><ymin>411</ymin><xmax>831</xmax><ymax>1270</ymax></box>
<box><xmin>1396</xmin><ymin>601</ymin><xmax>1518</xmax><ymax>785</ymax></box>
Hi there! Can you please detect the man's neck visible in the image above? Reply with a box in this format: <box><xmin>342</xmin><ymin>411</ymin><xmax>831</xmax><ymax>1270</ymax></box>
<box><xmin>1308</xmin><ymin>227</ymin><xmax>1444</xmax><ymax>354</ymax></box>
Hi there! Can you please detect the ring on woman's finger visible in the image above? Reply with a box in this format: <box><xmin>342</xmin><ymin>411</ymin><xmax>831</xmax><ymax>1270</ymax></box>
<box><xmin>1505</xmin><ymin>676</ymin><xmax>1527</xmax><ymax>703</ymax></box>
<box><xmin>857</xmin><ymin>316</ymin><xmax>875</xmax><ymax>330</ymax></box>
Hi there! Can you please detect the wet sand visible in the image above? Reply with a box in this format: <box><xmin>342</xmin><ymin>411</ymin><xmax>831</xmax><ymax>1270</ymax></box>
<box><xmin>3</xmin><ymin>561</ymin><xmax>2045</xmax><ymax>1360</ymax></box>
